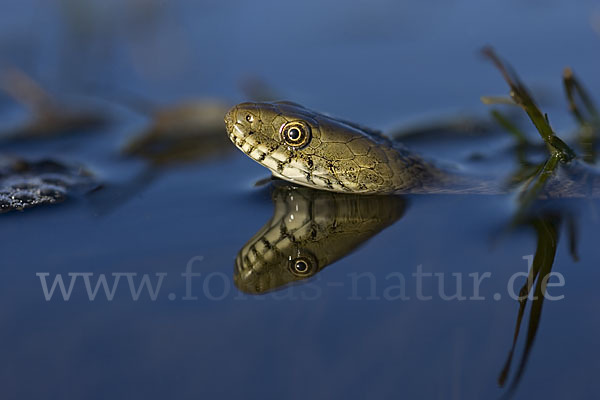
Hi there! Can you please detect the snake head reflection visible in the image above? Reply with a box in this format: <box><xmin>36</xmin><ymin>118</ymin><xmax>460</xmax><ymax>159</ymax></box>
<box><xmin>289</xmin><ymin>254</ymin><xmax>318</xmax><ymax>277</ymax></box>
<box><xmin>234</xmin><ymin>183</ymin><xmax>406</xmax><ymax>294</ymax></box>
<box><xmin>235</xmin><ymin>246</ymin><xmax>320</xmax><ymax>294</ymax></box>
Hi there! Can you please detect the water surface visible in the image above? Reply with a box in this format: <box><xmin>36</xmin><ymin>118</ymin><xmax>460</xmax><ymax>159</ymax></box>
<box><xmin>1</xmin><ymin>1</ymin><xmax>600</xmax><ymax>399</ymax></box>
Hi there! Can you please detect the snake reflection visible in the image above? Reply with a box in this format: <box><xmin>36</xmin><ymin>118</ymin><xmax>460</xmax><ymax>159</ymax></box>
<box><xmin>234</xmin><ymin>183</ymin><xmax>406</xmax><ymax>294</ymax></box>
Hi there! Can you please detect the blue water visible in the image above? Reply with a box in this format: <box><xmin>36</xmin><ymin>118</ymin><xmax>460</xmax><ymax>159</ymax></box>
<box><xmin>1</xmin><ymin>1</ymin><xmax>600</xmax><ymax>399</ymax></box>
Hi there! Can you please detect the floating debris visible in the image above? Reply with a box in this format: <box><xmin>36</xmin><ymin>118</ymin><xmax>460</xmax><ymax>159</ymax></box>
<box><xmin>0</xmin><ymin>157</ymin><xmax>97</xmax><ymax>213</ymax></box>
<box><xmin>122</xmin><ymin>99</ymin><xmax>232</xmax><ymax>165</ymax></box>
<box><xmin>0</xmin><ymin>68</ymin><xmax>108</xmax><ymax>141</ymax></box>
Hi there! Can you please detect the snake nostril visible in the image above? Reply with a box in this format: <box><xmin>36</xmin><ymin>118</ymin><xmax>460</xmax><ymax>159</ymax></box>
<box><xmin>224</xmin><ymin>109</ymin><xmax>236</xmax><ymax>133</ymax></box>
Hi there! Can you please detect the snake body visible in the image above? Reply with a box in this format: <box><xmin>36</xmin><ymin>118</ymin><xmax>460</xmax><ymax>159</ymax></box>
<box><xmin>225</xmin><ymin>101</ymin><xmax>600</xmax><ymax>197</ymax></box>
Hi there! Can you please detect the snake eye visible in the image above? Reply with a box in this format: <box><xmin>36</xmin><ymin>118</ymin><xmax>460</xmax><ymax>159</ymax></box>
<box><xmin>245</xmin><ymin>114</ymin><xmax>254</xmax><ymax>123</ymax></box>
<box><xmin>280</xmin><ymin>121</ymin><xmax>311</xmax><ymax>148</ymax></box>
<box><xmin>288</xmin><ymin>256</ymin><xmax>317</xmax><ymax>277</ymax></box>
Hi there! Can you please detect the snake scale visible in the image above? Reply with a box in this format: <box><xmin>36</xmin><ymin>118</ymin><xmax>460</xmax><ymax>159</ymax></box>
<box><xmin>225</xmin><ymin>101</ymin><xmax>600</xmax><ymax>197</ymax></box>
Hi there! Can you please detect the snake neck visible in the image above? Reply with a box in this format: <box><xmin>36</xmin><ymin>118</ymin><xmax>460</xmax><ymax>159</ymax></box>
<box><xmin>387</xmin><ymin>145</ymin><xmax>505</xmax><ymax>195</ymax></box>
<box><xmin>404</xmin><ymin>148</ymin><xmax>600</xmax><ymax>198</ymax></box>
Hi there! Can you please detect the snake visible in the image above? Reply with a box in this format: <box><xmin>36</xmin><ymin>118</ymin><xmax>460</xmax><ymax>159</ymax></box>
<box><xmin>224</xmin><ymin>101</ymin><xmax>600</xmax><ymax>197</ymax></box>
<box><xmin>235</xmin><ymin>183</ymin><xmax>405</xmax><ymax>294</ymax></box>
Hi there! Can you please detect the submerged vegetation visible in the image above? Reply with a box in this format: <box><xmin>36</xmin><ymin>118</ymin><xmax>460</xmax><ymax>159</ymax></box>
<box><xmin>482</xmin><ymin>47</ymin><xmax>576</xmax><ymax>162</ymax></box>
<box><xmin>482</xmin><ymin>47</ymin><xmax>599</xmax><ymax>216</ymax></box>
<box><xmin>481</xmin><ymin>47</ymin><xmax>598</xmax><ymax>398</ymax></box>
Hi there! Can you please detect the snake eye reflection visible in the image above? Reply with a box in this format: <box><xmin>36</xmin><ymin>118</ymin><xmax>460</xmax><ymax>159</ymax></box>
<box><xmin>280</xmin><ymin>121</ymin><xmax>311</xmax><ymax>148</ymax></box>
<box><xmin>295</xmin><ymin>260</ymin><xmax>308</xmax><ymax>273</ymax></box>
<box><xmin>289</xmin><ymin>256</ymin><xmax>316</xmax><ymax>277</ymax></box>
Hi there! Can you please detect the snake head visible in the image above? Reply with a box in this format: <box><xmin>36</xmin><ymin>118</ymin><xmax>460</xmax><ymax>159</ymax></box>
<box><xmin>225</xmin><ymin>101</ymin><xmax>320</xmax><ymax>178</ymax></box>
<box><xmin>225</xmin><ymin>101</ymin><xmax>418</xmax><ymax>194</ymax></box>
